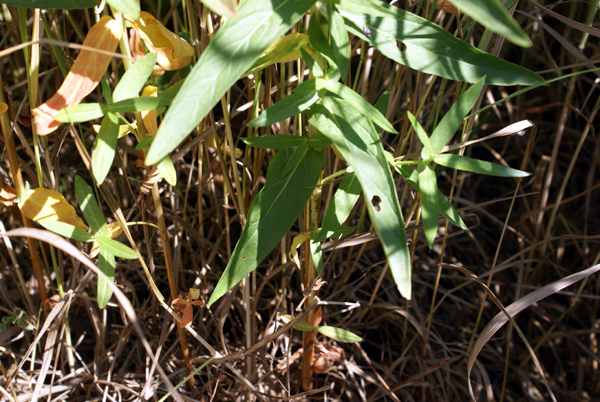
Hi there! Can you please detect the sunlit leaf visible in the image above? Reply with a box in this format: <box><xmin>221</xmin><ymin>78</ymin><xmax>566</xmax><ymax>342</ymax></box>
<box><xmin>146</xmin><ymin>0</ymin><xmax>317</xmax><ymax>165</ymax></box>
<box><xmin>315</xmin><ymin>174</ymin><xmax>361</xmax><ymax>242</ymax></box>
<box><xmin>317</xmin><ymin>325</ymin><xmax>363</xmax><ymax>342</ymax></box>
<box><xmin>407</xmin><ymin>112</ymin><xmax>433</xmax><ymax>159</ymax></box>
<box><xmin>106</xmin><ymin>0</ymin><xmax>140</xmax><ymax>19</ymax></box>
<box><xmin>448</xmin><ymin>0</ymin><xmax>532</xmax><ymax>47</ymax></box>
<box><xmin>113</xmin><ymin>52</ymin><xmax>157</xmax><ymax>102</ymax></box>
<box><xmin>32</xmin><ymin>16</ymin><xmax>122</xmax><ymax>135</ymax></box>
<box><xmin>327</xmin><ymin>4</ymin><xmax>350</xmax><ymax>79</ymax></box>
<box><xmin>208</xmin><ymin>146</ymin><xmax>324</xmax><ymax>306</ymax></box>
<box><xmin>128</xmin><ymin>11</ymin><xmax>194</xmax><ymax>73</ymax></box>
<box><xmin>435</xmin><ymin>154</ymin><xmax>531</xmax><ymax>177</ymax></box>
<box><xmin>18</xmin><ymin>187</ymin><xmax>88</xmax><ymax>231</ymax></box>
<box><xmin>75</xmin><ymin>176</ymin><xmax>108</xmax><ymax>236</ymax></box>
<box><xmin>38</xmin><ymin>220</ymin><xmax>94</xmax><ymax>242</ymax></box>
<box><xmin>90</xmin><ymin>221</ymin><xmax>123</xmax><ymax>258</ymax></box>
<box><xmin>309</xmin><ymin>97</ymin><xmax>412</xmax><ymax>300</ymax></box>
<box><xmin>96</xmin><ymin>236</ymin><xmax>137</xmax><ymax>259</ymax></box>
<box><xmin>417</xmin><ymin>161</ymin><xmax>438</xmax><ymax>248</ymax></box>
<box><xmin>335</xmin><ymin>0</ymin><xmax>542</xmax><ymax>85</ymax></box>
<box><xmin>248</xmin><ymin>33</ymin><xmax>310</xmax><ymax>73</ymax></box>
<box><xmin>97</xmin><ymin>248</ymin><xmax>115</xmax><ymax>308</ymax></box>
<box><xmin>140</xmin><ymin>85</ymin><xmax>159</xmax><ymax>135</ymax></box>
<box><xmin>92</xmin><ymin>112</ymin><xmax>120</xmax><ymax>184</ymax></box>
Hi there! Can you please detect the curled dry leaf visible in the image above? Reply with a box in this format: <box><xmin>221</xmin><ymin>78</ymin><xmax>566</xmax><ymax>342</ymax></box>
<box><xmin>18</xmin><ymin>188</ymin><xmax>88</xmax><ymax>231</ymax></box>
<box><xmin>0</xmin><ymin>183</ymin><xmax>17</xmax><ymax>207</ymax></box>
<box><xmin>128</xmin><ymin>12</ymin><xmax>194</xmax><ymax>75</ymax></box>
<box><xmin>313</xmin><ymin>341</ymin><xmax>345</xmax><ymax>374</ymax></box>
<box><xmin>32</xmin><ymin>16</ymin><xmax>122</xmax><ymax>135</ymax></box>
<box><xmin>172</xmin><ymin>288</ymin><xmax>204</xmax><ymax>328</ymax></box>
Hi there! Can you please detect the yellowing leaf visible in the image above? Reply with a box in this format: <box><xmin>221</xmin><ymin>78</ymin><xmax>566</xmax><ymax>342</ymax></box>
<box><xmin>289</xmin><ymin>232</ymin><xmax>312</xmax><ymax>270</ymax></box>
<box><xmin>93</xmin><ymin>123</ymin><xmax>133</xmax><ymax>139</ymax></box>
<box><xmin>140</xmin><ymin>85</ymin><xmax>158</xmax><ymax>135</ymax></box>
<box><xmin>18</xmin><ymin>188</ymin><xmax>88</xmax><ymax>231</ymax></box>
<box><xmin>128</xmin><ymin>12</ymin><xmax>194</xmax><ymax>73</ymax></box>
<box><xmin>32</xmin><ymin>16</ymin><xmax>122</xmax><ymax>135</ymax></box>
<box><xmin>0</xmin><ymin>102</ymin><xmax>8</xmax><ymax>116</ymax></box>
<box><xmin>90</xmin><ymin>221</ymin><xmax>123</xmax><ymax>258</ymax></box>
<box><xmin>249</xmin><ymin>33</ymin><xmax>310</xmax><ymax>72</ymax></box>
<box><xmin>0</xmin><ymin>183</ymin><xmax>17</xmax><ymax>207</ymax></box>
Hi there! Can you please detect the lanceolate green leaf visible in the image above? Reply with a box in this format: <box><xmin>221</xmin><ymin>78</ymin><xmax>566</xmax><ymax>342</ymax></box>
<box><xmin>248</xmin><ymin>89</ymin><xmax>320</xmax><ymax>127</ymax></box>
<box><xmin>97</xmin><ymin>248</ymin><xmax>115</xmax><ymax>309</ymax></box>
<box><xmin>112</xmin><ymin>52</ymin><xmax>157</xmax><ymax>102</ymax></box>
<box><xmin>323</xmin><ymin>80</ymin><xmax>397</xmax><ymax>133</ymax></box>
<box><xmin>96</xmin><ymin>236</ymin><xmax>138</xmax><ymax>259</ymax></box>
<box><xmin>146</xmin><ymin>0</ymin><xmax>317</xmax><ymax>165</ymax></box>
<box><xmin>108</xmin><ymin>97</ymin><xmax>171</xmax><ymax>114</ymax></box>
<box><xmin>315</xmin><ymin>174</ymin><xmax>362</xmax><ymax>242</ymax></box>
<box><xmin>75</xmin><ymin>176</ymin><xmax>108</xmax><ymax>236</ymax></box>
<box><xmin>309</xmin><ymin>97</ymin><xmax>412</xmax><ymax>300</ymax></box>
<box><xmin>38</xmin><ymin>220</ymin><xmax>94</xmax><ymax>242</ymax></box>
<box><xmin>335</xmin><ymin>0</ymin><xmax>542</xmax><ymax>86</ymax></box>
<box><xmin>430</xmin><ymin>77</ymin><xmax>485</xmax><ymax>154</ymax></box>
<box><xmin>106</xmin><ymin>0</ymin><xmax>140</xmax><ymax>20</ymax></box>
<box><xmin>449</xmin><ymin>0</ymin><xmax>532</xmax><ymax>47</ymax></box>
<box><xmin>317</xmin><ymin>325</ymin><xmax>363</xmax><ymax>342</ymax></box>
<box><xmin>327</xmin><ymin>4</ymin><xmax>350</xmax><ymax>79</ymax></box>
<box><xmin>156</xmin><ymin>156</ymin><xmax>177</xmax><ymax>186</ymax></box>
<box><xmin>417</xmin><ymin>161</ymin><xmax>438</xmax><ymax>248</ymax></box>
<box><xmin>1</xmin><ymin>0</ymin><xmax>99</xmax><ymax>8</ymax></box>
<box><xmin>242</xmin><ymin>135</ymin><xmax>308</xmax><ymax>149</ymax></box>
<box><xmin>55</xmin><ymin>97</ymin><xmax>170</xmax><ymax>123</ymax></box>
<box><xmin>92</xmin><ymin>112</ymin><xmax>120</xmax><ymax>184</ymax></box>
<box><xmin>396</xmin><ymin>165</ymin><xmax>467</xmax><ymax>230</ymax></box>
<box><xmin>407</xmin><ymin>112</ymin><xmax>433</xmax><ymax>159</ymax></box>
<box><xmin>208</xmin><ymin>146</ymin><xmax>325</xmax><ymax>306</ymax></box>
<box><xmin>435</xmin><ymin>154</ymin><xmax>531</xmax><ymax>177</ymax></box>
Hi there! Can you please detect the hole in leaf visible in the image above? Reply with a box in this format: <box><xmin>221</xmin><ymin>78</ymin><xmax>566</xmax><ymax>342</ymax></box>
<box><xmin>399</xmin><ymin>41</ymin><xmax>407</xmax><ymax>52</ymax></box>
<box><xmin>371</xmin><ymin>195</ymin><xmax>382</xmax><ymax>212</ymax></box>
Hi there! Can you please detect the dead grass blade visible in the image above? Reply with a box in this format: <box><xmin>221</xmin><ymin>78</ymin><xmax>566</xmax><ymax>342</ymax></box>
<box><xmin>467</xmin><ymin>263</ymin><xmax>600</xmax><ymax>401</ymax></box>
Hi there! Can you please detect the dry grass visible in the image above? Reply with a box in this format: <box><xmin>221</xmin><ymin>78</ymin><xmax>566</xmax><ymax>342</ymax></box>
<box><xmin>1</xmin><ymin>1</ymin><xmax>599</xmax><ymax>401</ymax></box>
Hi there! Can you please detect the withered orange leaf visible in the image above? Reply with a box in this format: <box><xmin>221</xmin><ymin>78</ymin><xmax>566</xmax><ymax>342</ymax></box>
<box><xmin>32</xmin><ymin>16</ymin><xmax>122</xmax><ymax>135</ymax></box>
<box><xmin>18</xmin><ymin>188</ymin><xmax>88</xmax><ymax>231</ymax></box>
<box><xmin>128</xmin><ymin>12</ymin><xmax>193</xmax><ymax>74</ymax></box>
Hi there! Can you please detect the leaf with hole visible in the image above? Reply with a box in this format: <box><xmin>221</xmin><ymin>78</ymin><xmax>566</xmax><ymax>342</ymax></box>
<box><xmin>335</xmin><ymin>0</ymin><xmax>542</xmax><ymax>85</ymax></box>
<box><xmin>309</xmin><ymin>97</ymin><xmax>411</xmax><ymax>300</ymax></box>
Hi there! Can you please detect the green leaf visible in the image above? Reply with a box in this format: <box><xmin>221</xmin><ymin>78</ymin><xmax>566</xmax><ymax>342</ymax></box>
<box><xmin>92</xmin><ymin>112</ymin><xmax>120</xmax><ymax>185</ymax></box>
<box><xmin>417</xmin><ymin>161</ymin><xmax>438</xmax><ymax>248</ymax></box>
<box><xmin>96</xmin><ymin>236</ymin><xmax>138</xmax><ymax>259</ymax></box>
<box><xmin>106</xmin><ymin>0</ymin><xmax>140</xmax><ymax>19</ymax></box>
<box><xmin>75</xmin><ymin>176</ymin><xmax>108</xmax><ymax>236</ymax></box>
<box><xmin>294</xmin><ymin>320</ymin><xmax>315</xmax><ymax>332</ymax></box>
<box><xmin>315</xmin><ymin>174</ymin><xmax>361</xmax><ymax>242</ymax></box>
<box><xmin>112</xmin><ymin>52</ymin><xmax>157</xmax><ymax>102</ymax></box>
<box><xmin>248</xmin><ymin>84</ymin><xmax>320</xmax><ymax>127</ymax></box>
<box><xmin>396</xmin><ymin>165</ymin><xmax>467</xmax><ymax>230</ymax></box>
<box><xmin>307</xmin><ymin>14</ymin><xmax>339</xmax><ymax>79</ymax></box>
<box><xmin>449</xmin><ymin>0</ymin><xmax>532</xmax><ymax>47</ymax></box>
<box><xmin>97</xmin><ymin>248</ymin><xmax>115</xmax><ymax>309</ymax></box>
<box><xmin>310</xmin><ymin>240</ymin><xmax>324</xmax><ymax>274</ymax></box>
<box><xmin>317</xmin><ymin>325</ymin><xmax>363</xmax><ymax>342</ymax></box>
<box><xmin>38</xmin><ymin>220</ymin><xmax>94</xmax><ymax>242</ymax></box>
<box><xmin>247</xmin><ymin>33</ymin><xmax>309</xmax><ymax>73</ymax></box>
<box><xmin>323</xmin><ymin>80</ymin><xmax>397</xmax><ymax>133</ymax></box>
<box><xmin>145</xmin><ymin>0</ymin><xmax>317</xmax><ymax>165</ymax></box>
<box><xmin>407</xmin><ymin>111</ymin><xmax>433</xmax><ymax>159</ymax></box>
<box><xmin>435</xmin><ymin>154</ymin><xmax>531</xmax><ymax>177</ymax></box>
<box><xmin>300</xmin><ymin>47</ymin><xmax>324</xmax><ymax>78</ymax></box>
<box><xmin>309</xmin><ymin>97</ymin><xmax>412</xmax><ymax>300</ymax></box>
<box><xmin>327</xmin><ymin>4</ymin><xmax>350</xmax><ymax>79</ymax></box>
<box><xmin>156</xmin><ymin>155</ymin><xmax>177</xmax><ymax>186</ymax></box>
<box><xmin>335</xmin><ymin>0</ymin><xmax>543</xmax><ymax>85</ymax></box>
<box><xmin>208</xmin><ymin>147</ymin><xmax>324</xmax><ymax>306</ymax></box>
<box><xmin>373</xmin><ymin>88</ymin><xmax>392</xmax><ymax>132</ymax></box>
<box><xmin>308</xmin><ymin>133</ymin><xmax>333</xmax><ymax>148</ymax></box>
<box><xmin>55</xmin><ymin>103</ymin><xmax>107</xmax><ymax>123</ymax></box>
<box><xmin>1</xmin><ymin>0</ymin><xmax>99</xmax><ymax>8</ymax></box>
<box><xmin>430</xmin><ymin>77</ymin><xmax>485</xmax><ymax>154</ymax></box>
<box><xmin>135</xmin><ymin>135</ymin><xmax>154</xmax><ymax>150</ymax></box>
<box><xmin>241</xmin><ymin>135</ymin><xmax>308</xmax><ymax>149</ymax></box>
<box><xmin>108</xmin><ymin>97</ymin><xmax>171</xmax><ymax>114</ymax></box>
